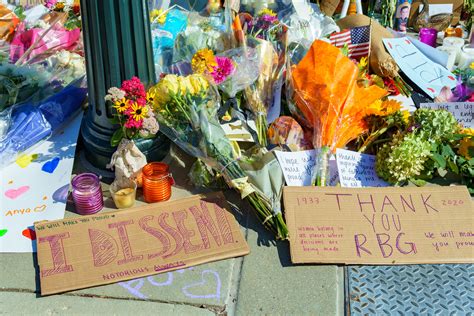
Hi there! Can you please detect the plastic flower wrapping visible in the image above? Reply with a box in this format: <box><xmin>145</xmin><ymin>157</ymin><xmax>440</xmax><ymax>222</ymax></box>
<box><xmin>149</xmin><ymin>73</ymin><xmax>288</xmax><ymax>239</ymax></box>
<box><xmin>0</xmin><ymin>0</ymin><xmax>85</xmax><ymax>167</ymax></box>
<box><xmin>289</xmin><ymin>40</ymin><xmax>387</xmax><ymax>185</ymax></box>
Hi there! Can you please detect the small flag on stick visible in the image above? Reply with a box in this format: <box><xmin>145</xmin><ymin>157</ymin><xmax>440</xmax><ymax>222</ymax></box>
<box><xmin>330</xmin><ymin>25</ymin><xmax>371</xmax><ymax>60</ymax></box>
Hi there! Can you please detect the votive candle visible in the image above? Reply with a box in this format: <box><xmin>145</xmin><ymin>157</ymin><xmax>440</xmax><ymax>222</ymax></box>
<box><xmin>71</xmin><ymin>173</ymin><xmax>104</xmax><ymax>215</ymax></box>
<box><xmin>419</xmin><ymin>28</ymin><xmax>437</xmax><ymax>47</ymax></box>
<box><xmin>142</xmin><ymin>162</ymin><xmax>173</xmax><ymax>203</ymax></box>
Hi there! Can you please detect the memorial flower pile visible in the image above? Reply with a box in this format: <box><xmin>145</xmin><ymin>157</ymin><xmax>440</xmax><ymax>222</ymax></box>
<box><xmin>142</xmin><ymin>0</ymin><xmax>474</xmax><ymax>240</ymax></box>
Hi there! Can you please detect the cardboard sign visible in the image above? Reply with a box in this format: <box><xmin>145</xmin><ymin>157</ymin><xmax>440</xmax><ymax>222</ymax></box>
<box><xmin>383</xmin><ymin>37</ymin><xmax>457</xmax><ymax>98</ymax></box>
<box><xmin>336</xmin><ymin>149</ymin><xmax>389</xmax><ymax>188</ymax></box>
<box><xmin>283</xmin><ymin>186</ymin><xmax>474</xmax><ymax>265</ymax></box>
<box><xmin>420</xmin><ymin>102</ymin><xmax>473</xmax><ymax>128</ymax></box>
<box><xmin>275</xmin><ymin>150</ymin><xmax>339</xmax><ymax>186</ymax></box>
<box><xmin>35</xmin><ymin>193</ymin><xmax>249</xmax><ymax>295</ymax></box>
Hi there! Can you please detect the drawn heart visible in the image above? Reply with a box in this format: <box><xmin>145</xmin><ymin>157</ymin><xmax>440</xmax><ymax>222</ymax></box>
<box><xmin>448</xmin><ymin>76</ymin><xmax>455</xmax><ymax>81</ymax></box>
<box><xmin>22</xmin><ymin>228</ymin><xmax>36</xmax><ymax>240</ymax></box>
<box><xmin>427</xmin><ymin>88</ymin><xmax>436</xmax><ymax>93</ymax></box>
<box><xmin>42</xmin><ymin>157</ymin><xmax>60</xmax><ymax>174</ymax></box>
<box><xmin>53</xmin><ymin>184</ymin><xmax>69</xmax><ymax>204</ymax></box>
<box><xmin>181</xmin><ymin>270</ymin><xmax>221</xmax><ymax>300</ymax></box>
<box><xmin>405</xmin><ymin>39</ymin><xmax>411</xmax><ymax>44</ymax></box>
<box><xmin>0</xmin><ymin>229</ymin><xmax>7</xmax><ymax>237</ymax></box>
<box><xmin>5</xmin><ymin>186</ymin><xmax>30</xmax><ymax>199</ymax></box>
<box><xmin>16</xmin><ymin>154</ymin><xmax>38</xmax><ymax>168</ymax></box>
<box><xmin>388</xmin><ymin>43</ymin><xmax>393</xmax><ymax>49</ymax></box>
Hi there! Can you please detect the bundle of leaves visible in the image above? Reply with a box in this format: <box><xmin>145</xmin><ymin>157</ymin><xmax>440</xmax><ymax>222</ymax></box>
<box><xmin>375</xmin><ymin>109</ymin><xmax>474</xmax><ymax>193</ymax></box>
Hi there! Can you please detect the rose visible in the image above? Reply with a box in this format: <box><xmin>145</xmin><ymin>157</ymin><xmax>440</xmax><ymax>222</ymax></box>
<box><xmin>150</xmin><ymin>74</ymin><xmax>180</xmax><ymax>108</ymax></box>
<box><xmin>188</xmin><ymin>74</ymin><xmax>208</xmax><ymax>94</ymax></box>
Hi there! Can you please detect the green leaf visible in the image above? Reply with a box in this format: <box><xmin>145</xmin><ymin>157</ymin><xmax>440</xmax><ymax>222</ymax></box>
<box><xmin>447</xmin><ymin>160</ymin><xmax>459</xmax><ymax>174</ymax></box>
<box><xmin>441</xmin><ymin>144</ymin><xmax>455</xmax><ymax>158</ymax></box>
<box><xmin>431</xmin><ymin>153</ymin><xmax>446</xmax><ymax>169</ymax></box>
<box><xmin>108</xmin><ymin>116</ymin><xmax>120</xmax><ymax>125</ymax></box>
<box><xmin>410</xmin><ymin>179</ymin><xmax>427</xmax><ymax>187</ymax></box>
<box><xmin>110</xmin><ymin>129</ymin><xmax>124</xmax><ymax>147</ymax></box>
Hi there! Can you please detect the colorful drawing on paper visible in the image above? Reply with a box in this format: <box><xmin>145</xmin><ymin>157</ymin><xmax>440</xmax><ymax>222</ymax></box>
<box><xmin>0</xmin><ymin>112</ymin><xmax>83</xmax><ymax>253</ymax></box>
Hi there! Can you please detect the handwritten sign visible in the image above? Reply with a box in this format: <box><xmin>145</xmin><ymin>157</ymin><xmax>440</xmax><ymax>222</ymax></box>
<box><xmin>383</xmin><ymin>37</ymin><xmax>457</xmax><ymax>98</ymax></box>
<box><xmin>275</xmin><ymin>150</ymin><xmax>339</xmax><ymax>186</ymax></box>
<box><xmin>420</xmin><ymin>102</ymin><xmax>473</xmax><ymax>128</ymax></box>
<box><xmin>283</xmin><ymin>186</ymin><xmax>474</xmax><ymax>264</ymax></box>
<box><xmin>35</xmin><ymin>193</ymin><xmax>249</xmax><ymax>295</ymax></box>
<box><xmin>1</xmin><ymin>113</ymin><xmax>82</xmax><ymax>253</ymax></box>
<box><xmin>336</xmin><ymin>149</ymin><xmax>389</xmax><ymax>188</ymax></box>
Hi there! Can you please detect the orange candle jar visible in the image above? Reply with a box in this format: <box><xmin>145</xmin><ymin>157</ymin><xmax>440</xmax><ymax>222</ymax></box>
<box><xmin>142</xmin><ymin>162</ymin><xmax>173</xmax><ymax>203</ymax></box>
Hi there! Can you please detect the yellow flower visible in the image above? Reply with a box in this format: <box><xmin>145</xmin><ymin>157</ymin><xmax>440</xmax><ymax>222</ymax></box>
<box><xmin>458</xmin><ymin>128</ymin><xmax>474</xmax><ymax>159</ymax></box>
<box><xmin>113</xmin><ymin>98</ymin><xmax>130</xmax><ymax>113</ymax></box>
<box><xmin>179</xmin><ymin>76</ymin><xmax>196</xmax><ymax>95</ymax></box>
<box><xmin>129</xmin><ymin>102</ymin><xmax>148</xmax><ymax>121</ymax></box>
<box><xmin>191</xmin><ymin>49</ymin><xmax>217</xmax><ymax>74</ymax></box>
<box><xmin>470</xmin><ymin>62</ymin><xmax>474</xmax><ymax>70</ymax></box>
<box><xmin>146</xmin><ymin>90</ymin><xmax>156</xmax><ymax>104</ymax></box>
<box><xmin>364</xmin><ymin>99</ymin><xmax>401</xmax><ymax>117</ymax></box>
<box><xmin>359</xmin><ymin>57</ymin><xmax>368</xmax><ymax>69</ymax></box>
<box><xmin>258</xmin><ymin>8</ymin><xmax>276</xmax><ymax>17</ymax></box>
<box><xmin>402</xmin><ymin>110</ymin><xmax>410</xmax><ymax>124</ymax></box>
<box><xmin>188</xmin><ymin>74</ymin><xmax>209</xmax><ymax>94</ymax></box>
<box><xmin>150</xmin><ymin>9</ymin><xmax>167</xmax><ymax>24</ymax></box>
<box><xmin>149</xmin><ymin>74</ymin><xmax>180</xmax><ymax>108</ymax></box>
<box><xmin>55</xmin><ymin>2</ymin><xmax>65</xmax><ymax>10</ymax></box>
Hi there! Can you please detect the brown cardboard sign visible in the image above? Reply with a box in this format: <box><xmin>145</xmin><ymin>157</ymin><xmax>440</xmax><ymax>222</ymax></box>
<box><xmin>283</xmin><ymin>186</ymin><xmax>474</xmax><ymax>265</ymax></box>
<box><xmin>35</xmin><ymin>193</ymin><xmax>249</xmax><ymax>295</ymax></box>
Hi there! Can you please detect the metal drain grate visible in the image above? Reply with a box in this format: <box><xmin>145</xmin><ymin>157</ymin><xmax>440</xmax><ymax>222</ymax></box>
<box><xmin>347</xmin><ymin>265</ymin><xmax>474</xmax><ymax>315</ymax></box>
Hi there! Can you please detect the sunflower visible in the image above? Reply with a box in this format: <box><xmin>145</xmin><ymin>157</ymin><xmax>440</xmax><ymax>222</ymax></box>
<box><xmin>458</xmin><ymin>128</ymin><xmax>474</xmax><ymax>159</ymax></box>
<box><xmin>191</xmin><ymin>48</ymin><xmax>217</xmax><ymax>74</ymax></box>
<box><xmin>113</xmin><ymin>98</ymin><xmax>130</xmax><ymax>113</ymax></box>
<box><xmin>129</xmin><ymin>102</ymin><xmax>148</xmax><ymax>122</ymax></box>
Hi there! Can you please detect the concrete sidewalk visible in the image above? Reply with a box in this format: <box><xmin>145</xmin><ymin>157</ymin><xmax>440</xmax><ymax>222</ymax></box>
<box><xmin>0</xmin><ymin>147</ymin><xmax>344</xmax><ymax>315</ymax></box>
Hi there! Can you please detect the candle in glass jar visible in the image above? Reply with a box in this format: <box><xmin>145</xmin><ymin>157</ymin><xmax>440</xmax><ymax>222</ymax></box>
<box><xmin>142</xmin><ymin>162</ymin><xmax>173</xmax><ymax>203</ymax></box>
<box><xmin>110</xmin><ymin>179</ymin><xmax>137</xmax><ymax>209</ymax></box>
<box><xmin>72</xmin><ymin>173</ymin><xmax>103</xmax><ymax>215</ymax></box>
<box><xmin>458</xmin><ymin>44</ymin><xmax>474</xmax><ymax>70</ymax></box>
<box><xmin>443</xmin><ymin>37</ymin><xmax>465</xmax><ymax>63</ymax></box>
<box><xmin>419</xmin><ymin>28</ymin><xmax>437</xmax><ymax>47</ymax></box>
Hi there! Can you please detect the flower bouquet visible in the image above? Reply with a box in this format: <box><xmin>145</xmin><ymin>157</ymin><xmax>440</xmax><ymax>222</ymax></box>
<box><xmin>289</xmin><ymin>40</ymin><xmax>387</xmax><ymax>185</ymax></box>
<box><xmin>105</xmin><ymin>77</ymin><xmax>159</xmax><ymax>186</ymax></box>
<box><xmin>374</xmin><ymin>109</ymin><xmax>474</xmax><ymax>193</ymax></box>
<box><xmin>149</xmin><ymin>73</ymin><xmax>289</xmax><ymax>240</ymax></box>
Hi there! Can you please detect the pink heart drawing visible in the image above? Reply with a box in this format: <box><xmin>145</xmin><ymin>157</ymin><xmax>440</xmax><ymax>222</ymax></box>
<box><xmin>181</xmin><ymin>270</ymin><xmax>221</xmax><ymax>300</ymax></box>
<box><xmin>5</xmin><ymin>186</ymin><xmax>30</xmax><ymax>199</ymax></box>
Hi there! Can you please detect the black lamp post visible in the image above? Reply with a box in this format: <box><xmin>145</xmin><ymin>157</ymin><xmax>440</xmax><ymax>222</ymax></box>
<box><xmin>80</xmin><ymin>0</ymin><xmax>169</xmax><ymax>169</ymax></box>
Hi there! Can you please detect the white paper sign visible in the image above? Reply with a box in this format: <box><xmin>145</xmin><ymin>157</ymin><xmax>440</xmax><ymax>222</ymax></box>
<box><xmin>383</xmin><ymin>37</ymin><xmax>457</xmax><ymax>98</ymax></box>
<box><xmin>275</xmin><ymin>150</ymin><xmax>339</xmax><ymax>186</ymax></box>
<box><xmin>0</xmin><ymin>113</ymin><xmax>82</xmax><ymax>253</ymax></box>
<box><xmin>420</xmin><ymin>102</ymin><xmax>474</xmax><ymax>128</ymax></box>
<box><xmin>419</xmin><ymin>4</ymin><xmax>453</xmax><ymax>16</ymax></box>
<box><xmin>336</xmin><ymin>149</ymin><xmax>389</xmax><ymax>188</ymax></box>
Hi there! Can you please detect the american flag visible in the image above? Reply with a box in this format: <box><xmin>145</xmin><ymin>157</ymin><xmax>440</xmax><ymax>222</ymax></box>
<box><xmin>330</xmin><ymin>25</ymin><xmax>371</xmax><ymax>60</ymax></box>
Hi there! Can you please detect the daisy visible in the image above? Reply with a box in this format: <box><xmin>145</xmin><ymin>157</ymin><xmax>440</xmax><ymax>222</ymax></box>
<box><xmin>129</xmin><ymin>102</ymin><xmax>148</xmax><ymax>122</ymax></box>
<box><xmin>113</xmin><ymin>98</ymin><xmax>130</xmax><ymax>113</ymax></box>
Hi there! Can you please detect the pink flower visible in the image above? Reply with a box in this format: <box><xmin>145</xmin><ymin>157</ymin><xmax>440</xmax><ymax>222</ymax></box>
<box><xmin>121</xmin><ymin>77</ymin><xmax>146</xmax><ymax>100</ymax></box>
<box><xmin>44</xmin><ymin>0</ymin><xmax>58</xmax><ymax>9</ymax></box>
<box><xmin>210</xmin><ymin>56</ymin><xmax>235</xmax><ymax>85</ymax></box>
<box><xmin>124</xmin><ymin>117</ymin><xmax>143</xmax><ymax>129</ymax></box>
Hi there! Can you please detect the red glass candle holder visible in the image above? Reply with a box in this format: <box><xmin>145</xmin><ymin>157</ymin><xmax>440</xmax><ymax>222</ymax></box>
<box><xmin>142</xmin><ymin>162</ymin><xmax>173</xmax><ymax>203</ymax></box>
<box><xmin>71</xmin><ymin>173</ymin><xmax>104</xmax><ymax>215</ymax></box>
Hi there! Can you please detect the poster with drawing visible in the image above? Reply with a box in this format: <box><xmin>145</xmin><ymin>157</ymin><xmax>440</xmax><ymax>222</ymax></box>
<box><xmin>0</xmin><ymin>113</ymin><xmax>82</xmax><ymax>253</ymax></box>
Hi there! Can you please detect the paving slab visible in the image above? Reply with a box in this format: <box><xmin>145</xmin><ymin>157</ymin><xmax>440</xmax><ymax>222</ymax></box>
<box><xmin>234</xmin><ymin>207</ymin><xmax>345</xmax><ymax>316</ymax></box>
<box><xmin>0</xmin><ymin>291</ymin><xmax>214</xmax><ymax>315</ymax></box>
